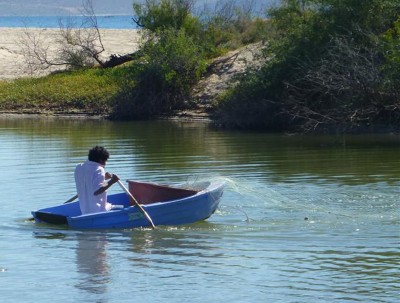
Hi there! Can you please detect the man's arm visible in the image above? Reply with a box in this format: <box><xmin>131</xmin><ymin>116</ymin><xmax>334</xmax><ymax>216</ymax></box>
<box><xmin>94</xmin><ymin>174</ymin><xmax>120</xmax><ymax>196</ymax></box>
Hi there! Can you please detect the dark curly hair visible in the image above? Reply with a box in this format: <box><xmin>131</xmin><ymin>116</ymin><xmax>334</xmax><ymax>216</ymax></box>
<box><xmin>88</xmin><ymin>146</ymin><xmax>110</xmax><ymax>163</ymax></box>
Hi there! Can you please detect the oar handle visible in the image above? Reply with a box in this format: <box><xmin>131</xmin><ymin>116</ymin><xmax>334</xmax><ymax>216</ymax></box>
<box><xmin>117</xmin><ymin>180</ymin><xmax>156</xmax><ymax>229</ymax></box>
<box><xmin>64</xmin><ymin>194</ymin><xmax>79</xmax><ymax>204</ymax></box>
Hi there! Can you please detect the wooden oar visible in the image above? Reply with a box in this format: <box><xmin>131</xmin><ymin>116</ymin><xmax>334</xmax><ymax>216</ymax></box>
<box><xmin>64</xmin><ymin>194</ymin><xmax>79</xmax><ymax>204</ymax></box>
<box><xmin>117</xmin><ymin>180</ymin><xmax>156</xmax><ymax>229</ymax></box>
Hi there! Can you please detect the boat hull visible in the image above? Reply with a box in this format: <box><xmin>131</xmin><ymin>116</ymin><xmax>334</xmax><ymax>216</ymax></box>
<box><xmin>32</xmin><ymin>181</ymin><xmax>224</xmax><ymax>229</ymax></box>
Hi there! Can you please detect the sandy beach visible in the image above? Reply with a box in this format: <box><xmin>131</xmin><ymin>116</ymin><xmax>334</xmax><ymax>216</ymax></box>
<box><xmin>0</xmin><ymin>27</ymin><xmax>141</xmax><ymax>80</ymax></box>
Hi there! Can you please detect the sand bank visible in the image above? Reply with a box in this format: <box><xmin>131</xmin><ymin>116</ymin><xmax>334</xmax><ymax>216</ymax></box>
<box><xmin>0</xmin><ymin>27</ymin><xmax>141</xmax><ymax>80</ymax></box>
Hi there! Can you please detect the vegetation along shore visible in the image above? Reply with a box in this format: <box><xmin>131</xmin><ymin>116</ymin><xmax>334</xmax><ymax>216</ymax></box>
<box><xmin>0</xmin><ymin>0</ymin><xmax>399</xmax><ymax>133</ymax></box>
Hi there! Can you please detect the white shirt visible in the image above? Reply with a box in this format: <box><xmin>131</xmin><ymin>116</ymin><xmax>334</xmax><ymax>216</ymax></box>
<box><xmin>74</xmin><ymin>160</ymin><xmax>112</xmax><ymax>215</ymax></box>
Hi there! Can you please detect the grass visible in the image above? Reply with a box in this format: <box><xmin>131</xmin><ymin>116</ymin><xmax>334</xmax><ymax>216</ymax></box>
<box><xmin>0</xmin><ymin>67</ymin><xmax>127</xmax><ymax>115</ymax></box>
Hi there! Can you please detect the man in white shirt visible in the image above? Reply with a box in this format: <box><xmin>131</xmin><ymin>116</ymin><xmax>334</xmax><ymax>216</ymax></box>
<box><xmin>75</xmin><ymin>146</ymin><xmax>120</xmax><ymax>215</ymax></box>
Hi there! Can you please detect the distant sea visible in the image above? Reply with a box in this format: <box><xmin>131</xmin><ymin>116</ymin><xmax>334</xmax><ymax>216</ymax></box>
<box><xmin>0</xmin><ymin>15</ymin><xmax>136</xmax><ymax>29</ymax></box>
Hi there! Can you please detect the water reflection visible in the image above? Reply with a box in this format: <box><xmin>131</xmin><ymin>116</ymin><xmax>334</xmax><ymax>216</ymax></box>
<box><xmin>0</xmin><ymin>116</ymin><xmax>398</xmax><ymax>186</ymax></box>
<box><xmin>75</xmin><ymin>232</ymin><xmax>110</xmax><ymax>299</ymax></box>
<box><xmin>31</xmin><ymin>229</ymin><xmax>111</xmax><ymax>300</ymax></box>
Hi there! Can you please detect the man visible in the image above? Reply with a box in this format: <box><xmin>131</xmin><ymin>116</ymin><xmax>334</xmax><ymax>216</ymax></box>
<box><xmin>74</xmin><ymin>146</ymin><xmax>120</xmax><ymax>215</ymax></box>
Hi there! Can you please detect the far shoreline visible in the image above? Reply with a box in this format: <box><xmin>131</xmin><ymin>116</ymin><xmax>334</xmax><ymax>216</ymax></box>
<box><xmin>0</xmin><ymin>14</ymin><xmax>136</xmax><ymax>30</ymax></box>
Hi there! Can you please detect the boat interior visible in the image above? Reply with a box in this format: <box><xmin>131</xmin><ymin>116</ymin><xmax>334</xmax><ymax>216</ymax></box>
<box><xmin>127</xmin><ymin>181</ymin><xmax>199</xmax><ymax>205</ymax></box>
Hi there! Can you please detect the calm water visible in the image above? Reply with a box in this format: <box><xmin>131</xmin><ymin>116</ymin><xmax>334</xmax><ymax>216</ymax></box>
<box><xmin>0</xmin><ymin>117</ymin><xmax>399</xmax><ymax>303</ymax></box>
<box><xmin>0</xmin><ymin>15</ymin><xmax>136</xmax><ymax>29</ymax></box>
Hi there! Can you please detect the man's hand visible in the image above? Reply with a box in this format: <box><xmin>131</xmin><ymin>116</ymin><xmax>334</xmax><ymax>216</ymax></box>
<box><xmin>94</xmin><ymin>173</ymin><xmax>120</xmax><ymax>196</ymax></box>
<box><xmin>109</xmin><ymin>173</ymin><xmax>120</xmax><ymax>185</ymax></box>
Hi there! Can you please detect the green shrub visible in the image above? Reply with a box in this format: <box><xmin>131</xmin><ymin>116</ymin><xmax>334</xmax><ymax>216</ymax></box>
<box><xmin>216</xmin><ymin>0</ymin><xmax>400</xmax><ymax>132</ymax></box>
<box><xmin>133</xmin><ymin>0</ymin><xmax>194</xmax><ymax>32</ymax></box>
<box><xmin>111</xmin><ymin>28</ymin><xmax>207</xmax><ymax>119</ymax></box>
<box><xmin>381</xmin><ymin>17</ymin><xmax>400</xmax><ymax>86</ymax></box>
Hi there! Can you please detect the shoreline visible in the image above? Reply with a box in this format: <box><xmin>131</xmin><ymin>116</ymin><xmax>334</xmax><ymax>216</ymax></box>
<box><xmin>0</xmin><ymin>112</ymin><xmax>104</xmax><ymax>120</ymax></box>
<box><xmin>0</xmin><ymin>109</ymin><xmax>212</xmax><ymax>122</ymax></box>
<box><xmin>1</xmin><ymin>111</ymin><xmax>398</xmax><ymax>135</ymax></box>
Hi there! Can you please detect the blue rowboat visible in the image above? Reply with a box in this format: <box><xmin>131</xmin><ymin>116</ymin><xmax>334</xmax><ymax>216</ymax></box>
<box><xmin>31</xmin><ymin>180</ymin><xmax>224</xmax><ymax>229</ymax></box>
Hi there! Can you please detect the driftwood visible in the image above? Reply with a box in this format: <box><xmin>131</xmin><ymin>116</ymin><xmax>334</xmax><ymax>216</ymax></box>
<box><xmin>103</xmin><ymin>54</ymin><xmax>134</xmax><ymax>68</ymax></box>
<box><xmin>103</xmin><ymin>50</ymin><xmax>144</xmax><ymax>68</ymax></box>
<box><xmin>206</xmin><ymin>52</ymin><xmax>239</xmax><ymax>74</ymax></box>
